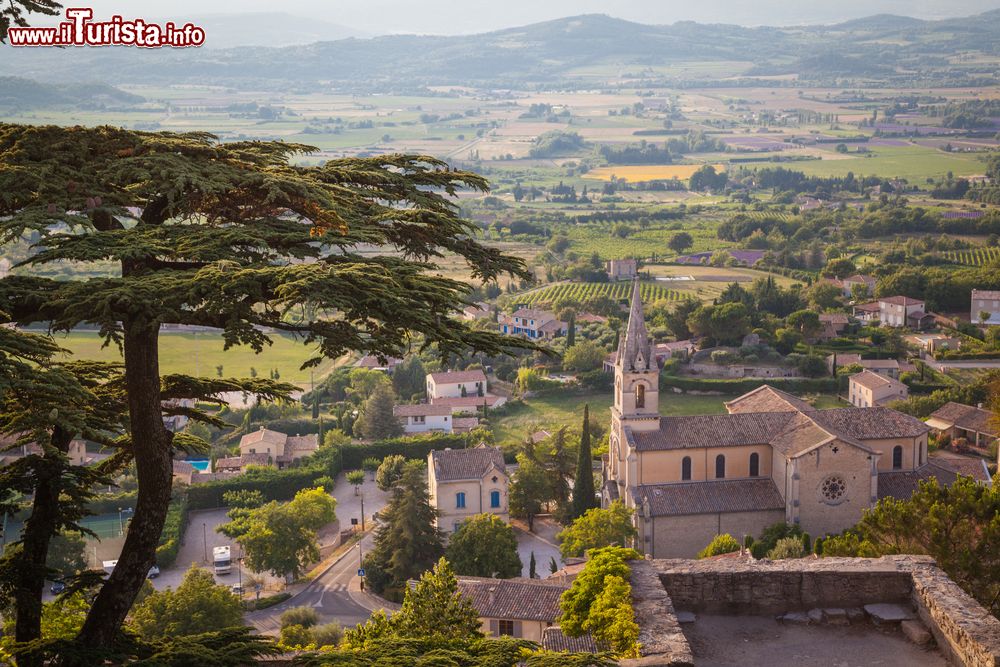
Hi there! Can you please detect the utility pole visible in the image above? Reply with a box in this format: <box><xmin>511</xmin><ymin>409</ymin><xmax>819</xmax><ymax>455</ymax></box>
<box><xmin>202</xmin><ymin>522</ymin><xmax>208</xmax><ymax>563</ymax></box>
<box><xmin>360</xmin><ymin>493</ymin><xmax>365</xmax><ymax>532</ymax></box>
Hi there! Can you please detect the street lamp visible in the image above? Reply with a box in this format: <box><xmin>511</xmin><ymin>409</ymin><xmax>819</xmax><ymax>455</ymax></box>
<box><xmin>117</xmin><ymin>507</ymin><xmax>124</xmax><ymax>535</ymax></box>
<box><xmin>238</xmin><ymin>545</ymin><xmax>244</xmax><ymax>596</ymax></box>
<box><xmin>360</xmin><ymin>492</ymin><xmax>365</xmax><ymax>532</ymax></box>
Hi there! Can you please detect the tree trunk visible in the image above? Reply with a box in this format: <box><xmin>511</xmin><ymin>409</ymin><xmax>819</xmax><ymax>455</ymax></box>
<box><xmin>14</xmin><ymin>427</ymin><xmax>71</xmax><ymax>667</ymax></box>
<box><xmin>76</xmin><ymin>324</ymin><xmax>173</xmax><ymax>648</ymax></box>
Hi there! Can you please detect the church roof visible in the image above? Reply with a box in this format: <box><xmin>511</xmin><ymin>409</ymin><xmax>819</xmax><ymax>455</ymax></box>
<box><xmin>616</xmin><ymin>280</ymin><xmax>654</xmax><ymax>372</ymax></box>
<box><xmin>628</xmin><ymin>407</ymin><xmax>927</xmax><ymax>456</ymax></box>
<box><xmin>630</xmin><ymin>413</ymin><xmax>795</xmax><ymax>451</ymax></box>
<box><xmin>634</xmin><ymin>478</ymin><xmax>785</xmax><ymax>516</ymax></box>
<box><xmin>725</xmin><ymin>385</ymin><xmax>815</xmax><ymax>414</ymax></box>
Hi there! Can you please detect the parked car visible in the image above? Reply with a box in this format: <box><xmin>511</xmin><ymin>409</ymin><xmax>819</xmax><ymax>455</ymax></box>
<box><xmin>230</xmin><ymin>584</ymin><xmax>244</xmax><ymax>596</ymax></box>
<box><xmin>147</xmin><ymin>565</ymin><xmax>160</xmax><ymax>579</ymax></box>
<box><xmin>49</xmin><ymin>581</ymin><xmax>66</xmax><ymax>595</ymax></box>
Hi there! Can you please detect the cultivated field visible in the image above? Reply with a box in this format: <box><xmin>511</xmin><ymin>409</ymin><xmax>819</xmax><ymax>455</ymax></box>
<box><xmin>584</xmin><ymin>164</ymin><xmax>726</xmax><ymax>182</ymax></box>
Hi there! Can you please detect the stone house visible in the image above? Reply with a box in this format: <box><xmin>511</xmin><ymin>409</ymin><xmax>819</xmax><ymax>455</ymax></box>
<box><xmin>606</xmin><ymin>258</ymin><xmax>638</xmax><ymax>281</ymax></box>
<box><xmin>497</xmin><ymin>308</ymin><xmax>567</xmax><ymax>340</ymax></box>
<box><xmin>456</xmin><ymin>576</ymin><xmax>573</xmax><ymax>642</ymax></box>
<box><xmin>926</xmin><ymin>401</ymin><xmax>999</xmax><ymax>451</ymax></box>
<box><xmin>840</xmin><ymin>274</ymin><xmax>876</xmax><ymax>299</ymax></box>
<box><xmin>216</xmin><ymin>427</ymin><xmax>320</xmax><ymax>472</ymax></box>
<box><xmin>604</xmin><ymin>283</ymin><xmax>942</xmax><ymax>558</ymax></box>
<box><xmin>848</xmin><ymin>370</ymin><xmax>908</xmax><ymax>408</ymax></box>
<box><xmin>428</xmin><ymin>444</ymin><xmax>509</xmax><ymax>535</ymax></box>
<box><xmin>393</xmin><ymin>403</ymin><xmax>455</xmax><ymax>434</ymax></box>
<box><xmin>970</xmin><ymin>289</ymin><xmax>1000</xmax><ymax>325</ymax></box>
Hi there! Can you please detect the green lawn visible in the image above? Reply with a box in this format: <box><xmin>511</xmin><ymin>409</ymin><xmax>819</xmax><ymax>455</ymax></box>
<box><xmin>490</xmin><ymin>390</ymin><xmax>735</xmax><ymax>447</ymax></box>
<box><xmin>49</xmin><ymin>330</ymin><xmax>344</xmax><ymax>387</ymax></box>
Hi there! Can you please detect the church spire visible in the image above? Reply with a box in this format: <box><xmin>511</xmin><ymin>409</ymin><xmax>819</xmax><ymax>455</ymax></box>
<box><xmin>617</xmin><ymin>280</ymin><xmax>653</xmax><ymax>371</ymax></box>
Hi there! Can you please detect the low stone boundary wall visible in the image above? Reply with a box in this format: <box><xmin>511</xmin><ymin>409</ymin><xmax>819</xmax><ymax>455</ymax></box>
<box><xmin>624</xmin><ymin>555</ymin><xmax>1000</xmax><ymax>667</ymax></box>
<box><xmin>655</xmin><ymin>555</ymin><xmax>912</xmax><ymax>615</ymax></box>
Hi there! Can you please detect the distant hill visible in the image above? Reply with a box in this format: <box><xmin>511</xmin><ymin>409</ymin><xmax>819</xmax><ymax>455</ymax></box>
<box><xmin>2</xmin><ymin>10</ymin><xmax>1000</xmax><ymax>90</ymax></box>
<box><xmin>184</xmin><ymin>13</ymin><xmax>367</xmax><ymax>48</ymax></box>
<box><xmin>0</xmin><ymin>77</ymin><xmax>144</xmax><ymax>109</ymax></box>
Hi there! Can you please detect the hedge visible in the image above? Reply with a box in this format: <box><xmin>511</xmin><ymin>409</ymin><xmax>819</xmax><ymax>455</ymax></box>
<box><xmin>156</xmin><ymin>492</ymin><xmax>189</xmax><ymax>568</ymax></box>
<box><xmin>659</xmin><ymin>375</ymin><xmax>838</xmax><ymax>395</ymax></box>
<box><xmin>87</xmin><ymin>491</ymin><xmax>138</xmax><ymax>515</ymax></box>
<box><xmin>339</xmin><ymin>433</ymin><xmax>468</xmax><ymax>469</ymax></box>
<box><xmin>243</xmin><ymin>592</ymin><xmax>291</xmax><ymax>611</ymax></box>
<box><xmin>187</xmin><ymin>465</ymin><xmax>334</xmax><ymax>511</ymax></box>
<box><xmin>934</xmin><ymin>350</ymin><xmax>1000</xmax><ymax>361</ymax></box>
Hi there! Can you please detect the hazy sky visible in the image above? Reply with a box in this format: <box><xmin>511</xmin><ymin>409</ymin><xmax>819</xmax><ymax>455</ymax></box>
<box><xmin>54</xmin><ymin>0</ymin><xmax>1000</xmax><ymax>35</ymax></box>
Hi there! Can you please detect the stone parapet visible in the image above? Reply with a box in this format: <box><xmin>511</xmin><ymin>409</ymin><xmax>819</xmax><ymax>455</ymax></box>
<box><xmin>626</xmin><ymin>554</ymin><xmax>1000</xmax><ymax>667</ymax></box>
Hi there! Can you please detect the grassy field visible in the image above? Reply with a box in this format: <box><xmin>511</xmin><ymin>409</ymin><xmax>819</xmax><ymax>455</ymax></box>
<box><xmin>561</xmin><ymin>218</ymin><xmax>728</xmax><ymax>259</ymax></box>
<box><xmin>790</xmin><ymin>145</ymin><xmax>987</xmax><ymax>181</ymax></box>
<box><xmin>50</xmin><ymin>331</ymin><xmax>345</xmax><ymax>387</ymax></box>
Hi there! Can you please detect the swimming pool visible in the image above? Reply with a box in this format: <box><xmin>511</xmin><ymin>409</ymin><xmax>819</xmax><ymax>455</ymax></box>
<box><xmin>187</xmin><ymin>459</ymin><xmax>210</xmax><ymax>472</ymax></box>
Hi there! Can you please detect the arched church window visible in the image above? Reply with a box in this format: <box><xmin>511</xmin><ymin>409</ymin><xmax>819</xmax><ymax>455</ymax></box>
<box><xmin>892</xmin><ymin>445</ymin><xmax>903</xmax><ymax>470</ymax></box>
<box><xmin>715</xmin><ymin>454</ymin><xmax>725</xmax><ymax>479</ymax></box>
<box><xmin>635</xmin><ymin>383</ymin><xmax>645</xmax><ymax>409</ymax></box>
<box><xmin>749</xmin><ymin>452</ymin><xmax>759</xmax><ymax>477</ymax></box>
<box><xmin>681</xmin><ymin>456</ymin><xmax>692</xmax><ymax>481</ymax></box>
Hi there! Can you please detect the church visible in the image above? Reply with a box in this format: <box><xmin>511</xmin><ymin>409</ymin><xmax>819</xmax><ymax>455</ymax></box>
<box><xmin>603</xmin><ymin>282</ymin><xmax>957</xmax><ymax>558</ymax></box>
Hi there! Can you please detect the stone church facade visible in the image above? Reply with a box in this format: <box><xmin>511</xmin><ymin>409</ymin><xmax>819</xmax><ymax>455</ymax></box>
<box><xmin>603</xmin><ymin>282</ymin><xmax>935</xmax><ymax>558</ymax></box>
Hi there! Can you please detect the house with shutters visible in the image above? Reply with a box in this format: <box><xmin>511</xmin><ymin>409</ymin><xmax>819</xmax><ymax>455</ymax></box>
<box><xmin>497</xmin><ymin>308</ymin><xmax>567</xmax><ymax>340</ymax></box>
<box><xmin>456</xmin><ymin>576</ymin><xmax>578</xmax><ymax>643</ymax></box>
<box><xmin>600</xmin><ymin>281</ymin><xmax>986</xmax><ymax>559</ymax></box>
<box><xmin>428</xmin><ymin>444</ymin><xmax>509</xmax><ymax>535</ymax></box>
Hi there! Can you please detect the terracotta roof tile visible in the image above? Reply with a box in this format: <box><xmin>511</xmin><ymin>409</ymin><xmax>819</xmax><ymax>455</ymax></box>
<box><xmin>725</xmin><ymin>386</ymin><xmax>815</xmax><ymax>414</ymax></box>
<box><xmin>393</xmin><ymin>404</ymin><xmax>453</xmax><ymax>417</ymax></box>
<box><xmin>635</xmin><ymin>479</ymin><xmax>785</xmax><ymax>516</ymax></box>
<box><xmin>457</xmin><ymin>577</ymin><xmax>567</xmax><ymax>622</ymax></box>
<box><xmin>631</xmin><ymin>413</ymin><xmax>796</xmax><ymax>451</ymax></box>
<box><xmin>431</xmin><ymin>444</ymin><xmax>505</xmax><ymax>481</ymax></box>
<box><xmin>878</xmin><ymin>459</ymin><xmax>991</xmax><ymax>500</ymax></box>
<box><xmin>429</xmin><ymin>370</ymin><xmax>488</xmax><ymax>384</ymax></box>
<box><xmin>808</xmin><ymin>407</ymin><xmax>929</xmax><ymax>440</ymax></box>
<box><xmin>542</xmin><ymin>627</ymin><xmax>606</xmax><ymax>653</ymax></box>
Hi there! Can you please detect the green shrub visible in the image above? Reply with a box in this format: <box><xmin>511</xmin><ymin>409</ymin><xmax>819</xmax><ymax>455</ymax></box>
<box><xmin>243</xmin><ymin>592</ymin><xmax>292</xmax><ymax>610</ymax></box>
<box><xmin>697</xmin><ymin>534</ymin><xmax>741</xmax><ymax>559</ymax></box>
<box><xmin>280</xmin><ymin>606</ymin><xmax>319</xmax><ymax>629</ymax></box>
<box><xmin>767</xmin><ymin>536</ymin><xmax>805</xmax><ymax>559</ymax></box>
<box><xmin>659</xmin><ymin>375</ymin><xmax>837</xmax><ymax>395</ymax></box>
<box><xmin>155</xmin><ymin>493</ymin><xmax>189</xmax><ymax>568</ymax></box>
<box><xmin>310</xmin><ymin>621</ymin><xmax>344</xmax><ymax>649</ymax></box>
<box><xmin>187</xmin><ymin>465</ymin><xmax>334</xmax><ymax>510</ymax></box>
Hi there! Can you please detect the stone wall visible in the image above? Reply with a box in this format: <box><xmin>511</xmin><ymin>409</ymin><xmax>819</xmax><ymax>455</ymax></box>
<box><xmin>625</xmin><ymin>555</ymin><xmax>1000</xmax><ymax>667</ymax></box>
<box><xmin>655</xmin><ymin>555</ymin><xmax>913</xmax><ymax>615</ymax></box>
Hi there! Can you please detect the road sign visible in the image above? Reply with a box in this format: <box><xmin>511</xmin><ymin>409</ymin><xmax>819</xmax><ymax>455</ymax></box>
<box><xmin>357</xmin><ymin>568</ymin><xmax>365</xmax><ymax>577</ymax></box>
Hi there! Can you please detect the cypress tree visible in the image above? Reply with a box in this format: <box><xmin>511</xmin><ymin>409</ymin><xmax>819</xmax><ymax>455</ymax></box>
<box><xmin>571</xmin><ymin>404</ymin><xmax>599</xmax><ymax>519</ymax></box>
<box><xmin>529</xmin><ymin>551</ymin><xmax>537</xmax><ymax>579</ymax></box>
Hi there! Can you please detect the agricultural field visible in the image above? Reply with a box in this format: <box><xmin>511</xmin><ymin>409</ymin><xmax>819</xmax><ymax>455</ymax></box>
<box><xmin>47</xmin><ymin>330</ymin><xmax>348</xmax><ymax>387</ymax></box>
<box><xmin>938</xmin><ymin>247</ymin><xmax>1000</xmax><ymax>266</ymax></box>
<box><xmin>790</xmin><ymin>144</ymin><xmax>988</xmax><ymax>182</ymax></box>
<box><xmin>584</xmin><ymin>164</ymin><xmax>726</xmax><ymax>182</ymax></box>
<box><xmin>511</xmin><ymin>280</ymin><xmax>686</xmax><ymax>307</ymax></box>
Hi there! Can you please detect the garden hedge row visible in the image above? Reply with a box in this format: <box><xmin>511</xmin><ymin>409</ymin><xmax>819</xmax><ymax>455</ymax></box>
<box><xmin>155</xmin><ymin>492</ymin><xmax>189</xmax><ymax>567</ymax></box>
<box><xmin>659</xmin><ymin>374</ymin><xmax>838</xmax><ymax>395</ymax></box>
<box><xmin>339</xmin><ymin>433</ymin><xmax>469</xmax><ymax>469</ymax></box>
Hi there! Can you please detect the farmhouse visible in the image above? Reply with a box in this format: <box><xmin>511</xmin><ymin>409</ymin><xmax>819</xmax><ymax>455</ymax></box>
<box><xmin>970</xmin><ymin>289</ymin><xmax>1000</xmax><ymax>325</ymax></box>
<box><xmin>497</xmin><ymin>307</ymin><xmax>567</xmax><ymax>340</ymax></box>
<box><xmin>606</xmin><ymin>258</ymin><xmax>638</xmax><ymax>281</ymax></box>
<box><xmin>428</xmin><ymin>444</ymin><xmax>509</xmax><ymax>535</ymax></box>
<box><xmin>855</xmin><ymin>296</ymin><xmax>929</xmax><ymax>328</ymax></box>
<box><xmin>840</xmin><ymin>274</ymin><xmax>876</xmax><ymax>298</ymax></box>
<box><xmin>456</xmin><ymin>576</ymin><xmax>576</xmax><ymax>643</ymax></box>
<box><xmin>461</xmin><ymin>301</ymin><xmax>492</xmax><ymax>321</ymax></box>
<box><xmin>825</xmin><ymin>354</ymin><xmax>913</xmax><ymax>378</ymax></box>
<box><xmin>601</xmin><ymin>282</ymin><xmax>970</xmax><ymax>559</ymax></box>
<box><xmin>848</xmin><ymin>370</ymin><xmax>908</xmax><ymax>408</ymax></box>
<box><xmin>926</xmin><ymin>401</ymin><xmax>1000</xmax><ymax>451</ymax></box>
<box><xmin>393</xmin><ymin>403</ymin><xmax>454</xmax><ymax>434</ymax></box>
<box><xmin>426</xmin><ymin>369</ymin><xmax>488</xmax><ymax>399</ymax></box>
<box><xmin>219</xmin><ymin>427</ymin><xmax>320</xmax><ymax>472</ymax></box>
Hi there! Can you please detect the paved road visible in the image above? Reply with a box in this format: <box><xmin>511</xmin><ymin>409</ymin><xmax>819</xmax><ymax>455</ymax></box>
<box><xmin>246</xmin><ymin>530</ymin><xmax>391</xmax><ymax>634</ymax></box>
<box><xmin>925</xmin><ymin>359</ymin><xmax>1000</xmax><ymax>370</ymax></box>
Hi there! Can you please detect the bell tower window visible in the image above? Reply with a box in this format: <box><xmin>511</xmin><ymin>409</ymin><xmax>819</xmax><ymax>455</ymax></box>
<box><xmin>635</xmin><ymin>383</ymin><xmax>645</xmax><ymax>409</ymax></box>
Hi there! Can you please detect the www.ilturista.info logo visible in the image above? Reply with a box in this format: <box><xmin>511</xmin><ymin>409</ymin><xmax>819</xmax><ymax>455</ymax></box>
<box><xmin>8</xmin><ymin>7</ymin><xmax>205</xmax><ymax>47</ymax></box>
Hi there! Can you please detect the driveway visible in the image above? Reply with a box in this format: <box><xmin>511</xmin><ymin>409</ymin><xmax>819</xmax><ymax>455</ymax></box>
<box><xmin>514</xmin><ymin>516</ymin><xmax>564</xmax><ymax>579</ymax></box>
